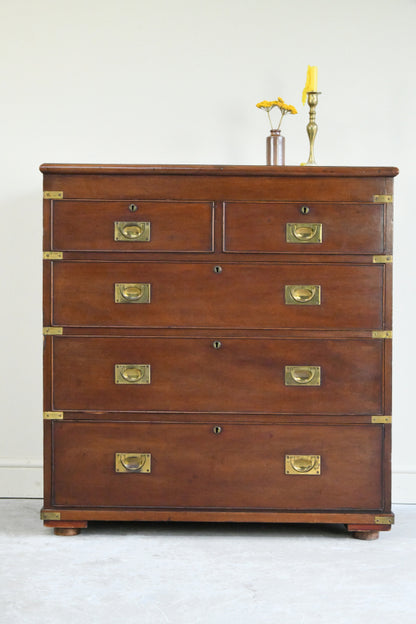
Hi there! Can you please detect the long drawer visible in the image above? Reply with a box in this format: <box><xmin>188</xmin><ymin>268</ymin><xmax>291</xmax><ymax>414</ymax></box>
<box><xmin>51</xmin><ymin>200</ymin><xmax>214</xmax><ymax>252</ymax></box>
<box><xmin>51</xmin><ymin>261</ymin><xmax>384</xmax><ymax>329</ymax></box>
<box><xmin>51</xmin><ymin>337</ymin><xmax>384</xmax><ymax>414</ymax></box>
<box><xmin>224</xmin><ymin>202</ymin><xmax>386</xmax><ymax>253</ymax></box>
<box><xmin>50</xmin><ymin>421</ymin><xmax>384</xmax><ymax>510</ymax></box>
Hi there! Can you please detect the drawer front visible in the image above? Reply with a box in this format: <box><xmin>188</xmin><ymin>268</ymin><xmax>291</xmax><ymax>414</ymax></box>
<box><xmin>224</xmin><ymin>202</ymin><xmax>385</xmax><ymax>253</ymax></box>
<box><xmin>51</xmin><ymin>261</ymin><xmax>384</xmax><ymax>329</ymax></box>
<box><xmin>51</xmin><ymin>200</ymin><xmax>214</xmax><ymax>252</ymax></box>
<box><xmin>51</xmin><ymin>337</ymin><xmax>383</xmax><ymax>414</ymax></box>
<box><xmin>51</xmin><ymin>421</ymin><xmax>384</xmax><ymax>510</ymax></box>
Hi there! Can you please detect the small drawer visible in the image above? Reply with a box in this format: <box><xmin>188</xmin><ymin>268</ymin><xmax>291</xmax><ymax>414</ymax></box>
<box><xmin>51</xmin><ymin>336</ymin><xmax>384</xmax><ymax>414</ymax></box>
<box><xmin>51</xmin><ymin>200</ymin><xmax>214</xmax><ymax>252</ymax></box>
<box><xmin>51</xmin><ymin>421</ymin><xmax>384</xmax><ymax>510</ymax></box>
<box><xmin>223</xmin><ymin>202</ymin><xmax>385</xmax><ymax>254</ymax></box>
<box><xmin>51</xmin><ymin>261</ymin><xmax>384</xmax><ymax>330</ymax></box>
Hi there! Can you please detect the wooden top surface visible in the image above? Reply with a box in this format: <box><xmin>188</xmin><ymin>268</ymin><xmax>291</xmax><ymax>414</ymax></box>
<box><xmin>40</xmin><ymin>164</ymin><xmax>399</xmax><ymax>177</ymax></box>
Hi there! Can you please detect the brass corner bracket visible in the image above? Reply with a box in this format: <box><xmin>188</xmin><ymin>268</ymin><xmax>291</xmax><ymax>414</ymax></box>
<box><xmin>43</xmin><ymin>251</ymin><xmax>63</xmax><ymax>260</ymax></box>
<box><xmin>43</xmin><ymin>327</ymin><xmax>63</xmax><ymax>335</ymax></box>
<box><xmin>43</xmin><ymin>412</ymin><xmax>64</xmax><ymax>420</ymax></box>
<box><xmin>372</xmin><ymin>330</ymin><xmax>392</xmax><ymax>339</ymax></box>
<box><xmin>374</xmin><ymin>516</ymin><xmax>394</xmax><ymax>525</ymax></box>
<box><xmin>43</xmin><ymin>191</ymin><xmax>63</xmax><ymax>200</ymax></box>
<box><xmin>41</xmin><ymin>511</ymin><xmax>61</xmax><ymax>520</ymax></box>
<box><xmin>373</xmin><ymin>255</ymin><xmax>392</xmax><ymax>264</ymax></box>
<box><xmin>371</xmin><ymin>415</ymin><xmax>392</xmax><ymax>424</ymax></box>
<box><xmin>373</xmin><ymin>195</ymin><xmax>393</xmax><ymax>203</ymax></box>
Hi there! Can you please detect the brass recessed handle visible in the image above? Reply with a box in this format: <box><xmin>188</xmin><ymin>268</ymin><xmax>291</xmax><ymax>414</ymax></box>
<box><xmin>290</xmin><ymin>286</ymin><xmax>315</xmax><ymax>303</ymax></box>
<box><xmin>285</xmin><ymin>366</ymin><xmax>321</xmax><ymax>386</ymax></box>
<box><xmin>115</xmin><ymin>283</ymin><xmax>151</xmax><ymax>303</ymax></box>
<box><xmin>114</xmin><ymin>221</ymin><xmax>151</xmax><ymax>242</ymax></box>
<box><xmin>115</xmin><ymin>364</ymin><xmax>151</xmax><ymax>384</ymax></box>
<box><xmin>293</xmin><ymin>224</ymin><xmax>318</xmax><ymax>240</ymax></box>
<box><xmin>122</xmin><ymin>368</ymin><xmax>143</xmax><ymax>382</ymax></box>
<box><xmin>285</xmin><ymin>455</ymin><xmax>321</xmax><ymax>475</ymax></box>
<box><xmin>285</xmin><ymin>285</ymin><xmax>321</xmax><ymax>305</ymax></box>
<box><xmin>115</xmin><ymin>453</ymin><xmax>151</xmax><ymax>473</ymax></box>
<box><xmin>286</xmin><ymin>223</ymin><xmax>322</xmax><ymax>243</ymax></box>
<box><xmin>291</xmin><ymin>367</ymin><xmax>314</xmax><ymax>384</ymax></box>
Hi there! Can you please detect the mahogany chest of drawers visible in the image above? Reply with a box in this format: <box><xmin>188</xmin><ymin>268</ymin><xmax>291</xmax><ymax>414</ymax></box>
<box><xmin>41</xmin><ymin>164</ymin><xmax>397</xmax><ymax>539</ymax></box>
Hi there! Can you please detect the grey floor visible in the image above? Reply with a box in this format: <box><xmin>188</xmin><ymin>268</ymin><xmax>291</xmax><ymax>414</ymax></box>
<box><xmin>1</xmin><ymin>500</ymin><xmax>415</xmax><ymax>624</ymax></box>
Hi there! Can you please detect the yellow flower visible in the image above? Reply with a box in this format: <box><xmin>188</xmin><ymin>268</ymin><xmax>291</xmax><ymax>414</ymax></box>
<box><xmin>276</xmin><ymin>98</ymin><xmax>298</xmax><ymax>115</ymax></box>
<box><xmin>256</xmin><ymin>100</ymin><xmax>280</xmax><ymax>112</ymax></box>
<box><xmin>257</xmin><ymin>97</ymin><xmax>297</xmax><ymax>130</ymax></box>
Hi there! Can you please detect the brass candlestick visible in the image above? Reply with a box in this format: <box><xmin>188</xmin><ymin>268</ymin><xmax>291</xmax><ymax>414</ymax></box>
<box><xmin>305</xmin><ymin>91</ymin><xmax>321</xmax><ymax>165</ymax></box>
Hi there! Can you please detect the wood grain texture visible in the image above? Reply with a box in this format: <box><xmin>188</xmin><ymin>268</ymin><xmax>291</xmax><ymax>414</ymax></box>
<box><xmin>40</xmin><ymin>164</ymin><xmax>399</xmax><ymax>177</ymax></box>
<box><xmin>51</xmin><ymin>421</ymin><xmax>384</xmax><ymax>510</ymax></box>
<box><xmin>51</xmin><ymin>261</ymin><xmax>385</xmax><ymax>330</ymax></box>
<box><xmin>224</xmin><ymin>202</ymin><xmax>386</xmax><ymax>254</ymax></box>
<box><xmin>40</xmin><ymin>166</ymin><xmax>398</xmax><ymax>204</ymax></box>
<box><xmin>347</xmin><ymin>524</ymin><xmax>391</xmax><ymax>532</ymax></box>
<box><xmin>42</xmin><ymin>164</ymin><xmax>395</xmax><ymax>535</ymax></box>
<box><xmin>52</xmin><ymin>200</ymin><xmax>214</xmax><ymax>252</ymax></box>
<box><xmin>44</xmin><ymin>521</ymin><xmax>88</xmax><ymax>528</ymax></box>
<box><xmin>40</xmin><ymin>509</ymin><xmax>394</xmax><ymax>524</ymax></box>
<box><xmin>51</xmin><ymin>336</ymin><xmax>384</xmax><ymax>414</ymax></box>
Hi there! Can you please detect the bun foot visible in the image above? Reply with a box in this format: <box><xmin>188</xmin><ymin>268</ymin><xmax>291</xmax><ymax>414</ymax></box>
<box><xmin>352</xmin><ymin>530</ymin><xmax>379</xmax><ymax>540</ymax></box>
<box><xmin>347</xmin><ymin>522</ymin><xmax>391</xmax><ymax>539</ymax></box>
<box><xmin>54</xmin><ymin>527</ymin><xmax>81</xmax><ymax>536</ymax></box>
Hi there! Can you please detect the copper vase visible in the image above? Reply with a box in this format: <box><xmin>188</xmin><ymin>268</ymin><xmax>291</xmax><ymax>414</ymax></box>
<box><xmin>266</xmin><ymin>129</ymin><xmax>285</xmax><ymax>165</ymax></box>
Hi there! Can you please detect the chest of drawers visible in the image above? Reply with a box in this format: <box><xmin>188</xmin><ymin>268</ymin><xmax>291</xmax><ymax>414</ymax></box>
<box><xmin>41</xmin><ymin>164</ymin><xmax>397</xmax><ymax>539</ymax></box>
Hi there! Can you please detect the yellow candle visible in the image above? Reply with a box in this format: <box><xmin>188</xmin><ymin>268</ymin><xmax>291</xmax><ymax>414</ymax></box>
<box><xmin>310</xmin><ymin>66</ymin><xmax>318</xmax><ymax>91</ymax></box>
<box><xmin>302</xmin><ymin>65</ymin><xmax>318</xmax><ymax>104</ymax></box>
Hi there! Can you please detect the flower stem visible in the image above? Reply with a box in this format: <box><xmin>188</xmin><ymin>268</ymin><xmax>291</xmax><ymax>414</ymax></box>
<box><xmin>277</xmin><ymin>110</ymin><xmax>285</xmax><ymax>131</ymax></box>
<box><xmin>267</xmin><ymin>110</ymin><xmax>273</xmax><ymax>130</ymax></box>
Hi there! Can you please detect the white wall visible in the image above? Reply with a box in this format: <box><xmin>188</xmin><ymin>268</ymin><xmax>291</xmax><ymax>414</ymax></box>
<box><xmin>0</xmin><ymin>0</ymin><xmax>414</xmax><ymax>501</ymax></box>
